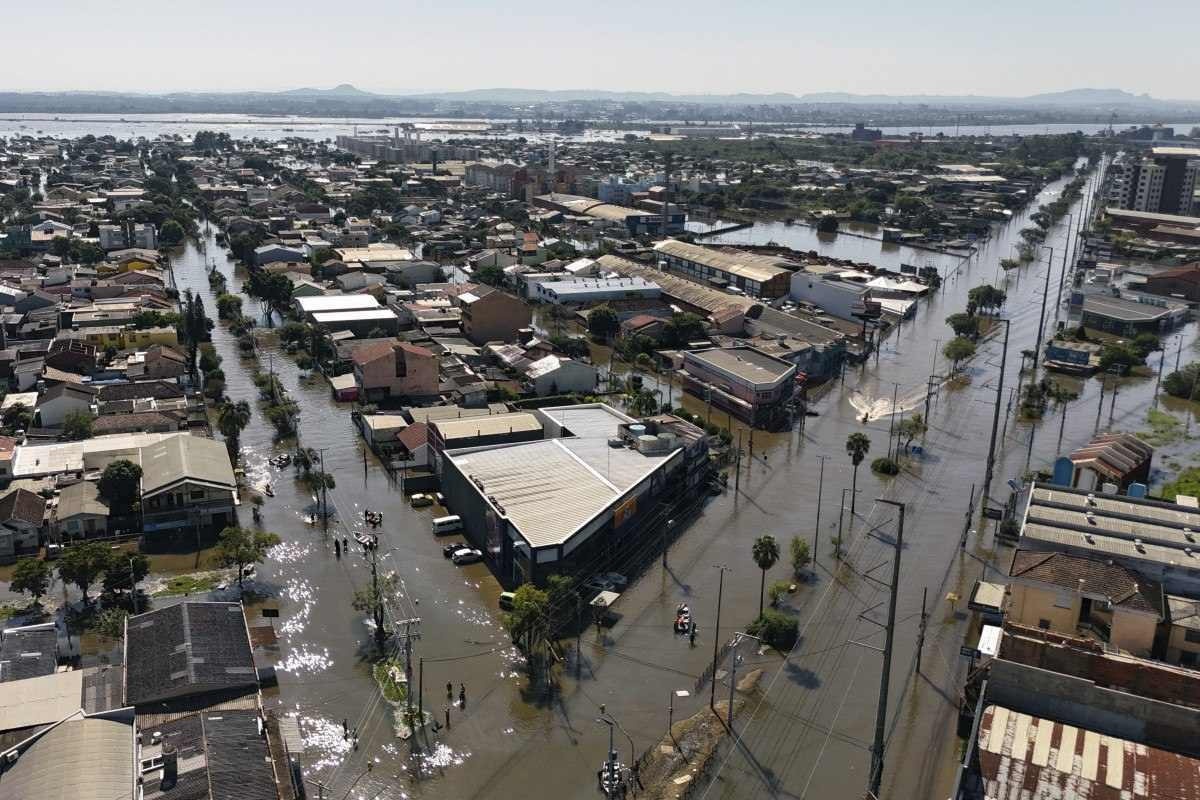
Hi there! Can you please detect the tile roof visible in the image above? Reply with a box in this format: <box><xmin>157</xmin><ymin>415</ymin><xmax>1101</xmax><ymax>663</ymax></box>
<box><xmin>0</xmin><ymin>624</ymin><xmax>57</xmax><ymax>683</ymax></box>
<box><xmin>97</xmin><ymin>380</ymin><xmax>184</xmax><ymax>402</ymax></box>
<box><xmin>124</xmin><ymin>602</ymin><xmax>257</xmax><ymax>706</ymax></box>
<box><xmin>1009</xmin><ymin>549</ymin><xmax>1164</xmax><ymax>616</ymax></box>
<box><xmin>0</xmin><ymin>487</ymin><xmax>47</xmax><ymax>528</ymax></box>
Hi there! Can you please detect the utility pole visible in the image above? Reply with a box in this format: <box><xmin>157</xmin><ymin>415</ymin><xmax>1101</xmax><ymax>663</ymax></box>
<box><xmin>734</xmin><ymin>431</ymin><xmax>742</xmax><ymax>495</ymax></box>
<box><xmin>916</xmin><ymin>586</ymin><xmax>928</xmax><ymax>675</ymax></box>
<box><xmin>868</xmin><ymin>499</ymin><xmax>905</xmax><ymax>799</ymax></box>
<box><xmin>836</xmin><ymin>488</ymin><xmax>847</xmax><ymax>560</ymax></box>
<box><xmin>960</xmin><ymin>484</ymin><xmax>976</xmax><ymax>549</ymax></box>
<box><xmin>318</xmin><ymin>448</ymin><xmax>329</xmax><ymax>533</ymax></box>
<box><xmin>709</xmin><ymin>565</ymin><xmax>728</xmax><ymax>711</ymax></box>
<box><xmin>814</xmin><ymin>455</ymin><xmax>827</xmax><ymax>568</ymax></box>
<box><xmin>1095</xmin><ymin>375</ymin><xmax>1107</xmax><ymax>433</ymax></box>
<box><xmin>981</xmin><ymin>319</ymin><xmax>1010</xmax><ymax>507</ymax></box>
<box><xmin>1031</xmin><ymin>246</ymin><xmax>1053</xmax><ymax>372</ymax></box>
<box><xmin>887</xmin><ymin>382</ymin><xmax>900</xmax><ymax>460</ymax></box>
<box><xmin>924</xmin><ymin>374</ymin><xmax>936</xmax><ymax>428</ymax></box>
<box><xmin>1054</xmin><ymin>214</ymin><xmax>1073</xmax><ymax>326</ymax></box>
<box><xmin>1154</xmin><ymin>352</ymin><xmax>1165</xmax><ymax>410</ymax></box>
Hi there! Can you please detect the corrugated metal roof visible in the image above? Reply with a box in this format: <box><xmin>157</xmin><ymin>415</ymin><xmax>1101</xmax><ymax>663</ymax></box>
<box><xmin>0</xmin><ymin>670</ymin><xmax>83</xmax><ymax>731</ymax></box>
<box><xmin>435</xmin><ymin>412</ymin><xmax>542</xmax><ymax>441</ymax></box>
<box><xmin>977</xmin><ymin>704</ymin><xmax>1200</xmax><ymax>798</ymax></box>
<box><xmin>0</xmin><ymin>714</ymin><xmax>134</xmax><ymax>800</ymax></box>
<box><xmin>654</xmin><ymin>239</ymin><xmax>794</xmax><ymax>283</ymax></box>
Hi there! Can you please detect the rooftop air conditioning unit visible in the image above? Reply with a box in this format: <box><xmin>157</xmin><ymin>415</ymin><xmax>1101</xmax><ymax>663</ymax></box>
<box><xmin>1086</xmin><ymin>511</ymin><xmax>1096</xmax><ymax>524</ymax></box>
<box><xmin>1134</xmin><ymin>538</ymin><xmax>1145</xmax><ymax>552</ymax></box>
<box><xmin>1086</xmin><ymin>493</ymin><xmax>1096</xmax><ymax>506</ymax></box>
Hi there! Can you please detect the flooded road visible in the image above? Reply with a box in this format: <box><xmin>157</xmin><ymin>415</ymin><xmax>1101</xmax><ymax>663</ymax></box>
<box><xmin>164</xmin><ymin>159</ymin><xmax>1200</xmax><ymax>800</ymax></box>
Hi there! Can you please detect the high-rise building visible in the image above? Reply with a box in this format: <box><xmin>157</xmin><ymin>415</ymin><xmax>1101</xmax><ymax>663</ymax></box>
<box><xmin>1106</xmin><ymin>147</ymin><xmax>1200</xmax><ymax>216</ymax></box>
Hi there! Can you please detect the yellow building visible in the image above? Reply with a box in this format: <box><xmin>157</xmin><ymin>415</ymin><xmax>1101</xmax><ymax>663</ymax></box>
<box><xmin>1007</xmin><ymin>549</ymin><xmax>1164</xmax><ymax>658</ymax></box>
<box><xmin>1166</xmin><ymin>596</ymin><xmax>1200</xmax><ymax>667</ymax></box>
<box><xmin>67</xmin><ymin>325</ymin><xmax>179</xmax><ymax>351</ymax></box>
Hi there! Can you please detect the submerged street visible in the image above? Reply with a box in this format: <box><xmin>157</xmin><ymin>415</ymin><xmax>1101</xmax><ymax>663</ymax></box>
<box><xmin>148</xmin><ymin>157</ymin><xmax>1188</xmax><ymax>800</ymax></box>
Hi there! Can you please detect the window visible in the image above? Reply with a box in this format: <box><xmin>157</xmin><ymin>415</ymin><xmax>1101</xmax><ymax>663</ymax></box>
<box><xmin>1182</xmin><ymin>650</ymin><xmax>1198</xmax><ymax>667</ymax></box>
<box><xmin>1053</xmin><ymin>592</ymin><xmax>1074</xmax><ymax>609</ymax></box>
<box><xmin>1185</xmin><ymin>628</ymin><xmax>1200</xmax><ymax>644</ymax></box>
<box><xmin>1038</xmin><ymin>619</ymin><xmax>1051</xmax><ymax>630</ymax></box>
<box><xmin>191</xmin><ymin>490</ymin><xmax>204</xmax><ymax>500</ymax></box>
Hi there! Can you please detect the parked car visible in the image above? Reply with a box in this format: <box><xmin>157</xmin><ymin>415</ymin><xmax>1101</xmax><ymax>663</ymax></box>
<box><xmin>451</xmin><ymin>547</ymin><xmax>483</xmax><ymax>566</ymax></box>
<box><xmin>600</xmin><ymin>572</ymin><xmax>628</xmax><ymax>590</ymax></box>
<box><xmin>442</xmin><ymin>542</ymin><xmax>465</xmax><ymax>558</ymax></box>
<box><xmin>498</xmin><ymin>591</ymin><xmax>516</xmax><ymax>611</ymax></box>
<box><xmin>410</xmin><ymin>493</ymin><xmax>434</xmax><ymax>508</ymax></box>
<box><xmin>581</xmin><ymin>576</ymin><xmax>614</xmax><ymax>595</ymax></box>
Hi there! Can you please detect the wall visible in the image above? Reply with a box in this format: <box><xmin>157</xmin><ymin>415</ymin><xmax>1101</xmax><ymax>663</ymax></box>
<box><xmin>788</xmin><ymin>275</ymin><xmax>866</xmax><ymax>320</ymax></box>
<box><xmin>1008</xmin><ymin>583</ymin><xmax>1080</xmax><ymax>632</ymax></box>
<box><xmin>1109</xmin><ymin>608</ymin><xmax>1157</xmax><ymax>657</ymax></box>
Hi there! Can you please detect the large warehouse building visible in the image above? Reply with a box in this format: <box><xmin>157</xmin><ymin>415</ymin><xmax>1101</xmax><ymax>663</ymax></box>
<box><xmin>440</xmin><ymin>404</ymin><xmax>708</xmax><ymax>585</ymax></box>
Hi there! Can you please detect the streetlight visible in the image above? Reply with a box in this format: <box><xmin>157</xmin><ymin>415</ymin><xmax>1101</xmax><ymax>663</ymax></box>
<box><xmin>982</xmin><ymin>318</ymin><xmax>1012</xmax><ymax>506</ymax></box>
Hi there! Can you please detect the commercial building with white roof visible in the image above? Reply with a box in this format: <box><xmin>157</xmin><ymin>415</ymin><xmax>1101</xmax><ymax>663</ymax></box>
<box><xmin>440</xmin><ymin>403</ymin><xmax>708</xmax><ymax>585</ymax></box>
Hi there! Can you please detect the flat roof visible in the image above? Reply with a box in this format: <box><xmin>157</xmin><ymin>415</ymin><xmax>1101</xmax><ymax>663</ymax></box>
<box><xmin>540</xmin><ymin>277</ymin><xmax>660</xmax><ymax>296</ymax></box>
<box><xmin>0</xmin><ymin>670</ymin><xmax>84</xmax><ymax>732</ymax></box>
<box><xmin>447</xmin><ymin>404</ymin><xmax>677</xmax><ymax>550</ymax></box>
<box><xmin>295</xmin><ymin>294</ymin><xmax>381</xmax><ymax>313</ymax></box>
<box><xmin>1022</xmin><ymin>483</ymin><xmax>1200</xmax><ymax>571</ymax></box>
<box><xmin>435</xmin><ymin>412</ymin><xmax>542</xmax><ymax>441</ymax></box>
<box><xmin>977</xmin><ymin>704</ymin><xmax>1200</xmax><ymax>799</ymax></box>
<box><xmin>1081</xmin><ymin>294</ymin><xmax>1176</xmax><ymax>322</ymax></box>
<box><xmin>11</xmin><ymin>432</ymin><xmax>177</xmax><ymax>478</ymax></box>
<box><xmin>685</xmin><ymin>346</ymin><xmax>796</xmax><ymax>387</ymax></box>
<box><xmin>596</xmin><ymin>254</ymin><xmax>755</xmax><ymax>315</ymax></box>
<box><xmin>311</xmin><ymin>309</ymin><xmax>398</xmax><ymax>324</ymax></box>
<box><xmin>654</xmin><ymin>239</ymin><xmax>794</xmax><ymax>284</ymax></box>
<box><xmin>335</xmin><ymin>245</ymin><xmax>414</xmax><ymax>262</ymax></box>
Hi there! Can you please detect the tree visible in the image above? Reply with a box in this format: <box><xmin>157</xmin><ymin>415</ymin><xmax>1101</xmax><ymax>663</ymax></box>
<box><xmin>159</xmin><ymin>219</ymin><xmax>185</xmax><ymax>246</ymax></box>
<box><xmin>352</xmin><ymin>571</ymin><xmax>398</xmax><ymax>647</ymax></box>
<box><xmin>503</xmin><ymin>583</ymin><xmax>550</xmax><ymax>656</ymax></box>
<box><xmin>473</xmin><ymin>264</ymin><xmax>505</xmax><ymax>286</ymax></box>
<box><xmin>752</xmin><ymin>535</ymin><xmax>780</xmax><ymax>617</ymax></box>
<box><xmin>98</xmin><ymin>459</ymin><xmax>143</xmax><ymax>515</ymax></box>
<box><xmin>1048</xmin><ymin>382</ymin><xmax>1079</xmax><ymax>455</ymax></box>
<box><xmin>748</xmin><ymin>608</ymin><xmax>799</xmax><ymax>650</ymax></box>
<box><xmin>95</xmin><ymin>608</ymin><xmax>129</xmax><ymax>640</ymax></box>
<box><xmin>945</xmin><ymin>312</ymin><xmax>979</xmax><ymax>340</ymax></box>
<box><xmin>62</xmin><ymin>410</ymin><xmax>94</xmax><ymax>441</ymax></box>
<box><xmin>896</xmin><ymin>413</ymin><xmax>927</xmax><ymax>452</ymax></box>
<box><xmin>1099</xmin><ymin>342</ymin><xmax>1141</xmax><ymax>372</ymax></box>
<box><xmin>216</xmin><ymin>293</ymin><xmax>243</xmax><ymax>320</ymax></box>
<box><xmin>845</xmin><ymin>432</ymin><xmax>871</xmax><ymax>517</ymax></box>
<box><xmin>943</xmin><ymin>336</ymin><xmax>977</xmax><ymax>372</ymax></box>
<box><xmin>1130</xmin><ymin>332</ymin><xmax>1161</xmax><ymax>360</ymax></box>
<box><xmin>1</xmin><ymin>403</ymin><xmax>33</xmax><ymax>435</ymax></box>
<box><xmin>789</xmin><ymin>536</ymin><xmax>811</xmax><ymax>578</ymax></box>
<box><xmin>967</xmin><ymin>284</ymin><xmax>1007</xmax><ymax>315</ymax></box>
<box><xmin>1164</xmin><ymin>363</ymin><xmax>1200</xmax><ymax>401</ymax></box>
<box><xmin>214</xmin><ymin>526</ymin><xmax>281</xmax><ymax>590</ymax></box>
<box><xmin>217</xmin><ymin>400</ymin><xmax>252</xmax><ymax>461</ymax></box>
<box><xmin>588</xmin><ymin>304</ymin><xmax>620</xmax><ymax>339</ymax></box>
<box><xmin>661</xmin><ymin>312</ymin><xmax>706</xmax><ymax>347</ymax></box>
<box><xmin>101</xmin><ymin>552</ymin><xmax>149</xmax><ymax>596</ymax></box>
<box><xmin>817</xmin><ymin>215</ymin><xmax>839</xmax><ymax>233</ymax></box>
<box><xmin>10</xmin><ymin>557</ymin><xmax>51</xmax><ymax>603</ymax></box>
<box><xmin>57</xmin><ymin>541</ymin><xmax>112</xmax><ymax>605</ymax></box>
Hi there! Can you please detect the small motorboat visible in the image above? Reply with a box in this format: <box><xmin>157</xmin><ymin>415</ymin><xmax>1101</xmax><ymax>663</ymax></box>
<box><xmin>674</xmin><ymin>603</ymin><xmax>692</xmax><ymax>634</ymax></box>
<box><xmin>271</xmin><ymin>454</ymin><xmax>291</xmax><ymax>467</ymax></box>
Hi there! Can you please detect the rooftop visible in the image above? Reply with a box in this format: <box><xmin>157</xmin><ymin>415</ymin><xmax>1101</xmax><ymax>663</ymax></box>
<box><xmin>0</xmin><ymin>624</ymin><xmax>58</xmax><ymax>683</ymax></box>
<box><xmin>1082</xmin><ymin>294</ymin><xmax>1180</xmax><ymax>322</ymax></box>
<box><xmin>1008</xmin><ymin>549</ymin><xmax>1163</xmax><ymax>616</ymax></box>
<box><xmin>446</xmin><ymin>404</ymin><xmax>679</xmax><ymax>550</ymax></box>
<box><xmin>124</xmin><ymin>601</ymin><xmax>257</xmax><ymax>706</ymax></box>
<box><xmin>311</xmin><ymin>309</ymin><xmax>398</xmax><ymax>324</ymax></box>
<box><xmin>141</xmin><ymin>709</ymin><xmax>278</xmax><ymax>800</ymax></box>
<box><xmin>139</xmin><ymin>435</ymin><xmax>236</xmax><ymax>497</ymax></box>
<box><xmin>0</xmin><ymin>669</ymin><xmax>84</xmax><ymax>732</ymax></box>
<box><xmin>976</xmin><ymin>704</ymin><xmax>1200</xmax><ymax>799</ymax></box>
<box><xmin>0</xmin><ymin>712</ymin><xmax>135</xmax><ymax>800</ymax></box>
<box><xmin>295</xmin><ymin>294</ymin><xmax>381</xmax><ymax>314</ymax></box>
<box><xmin>654</xmin><ymin>239</ymin><xmax>794</xmax><ymax>284</ymax></box>
<box><xmin>684</xmin><ymin>346</ymin><xmax>796</xmax><ymax>386</ymax></box>
<box><xmin>433</xmin><ymin>411</ymin><xmax>543</xmax><ymax>442</ymax></box>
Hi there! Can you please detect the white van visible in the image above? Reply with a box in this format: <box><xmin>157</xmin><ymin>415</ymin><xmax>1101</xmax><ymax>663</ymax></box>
<box><xmin>431</xmin><ymin>515</ymin><xmax>463</xmax><ymax>535</ymax></box>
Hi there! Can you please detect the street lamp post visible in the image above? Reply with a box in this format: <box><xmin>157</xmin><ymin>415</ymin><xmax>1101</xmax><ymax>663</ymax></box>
<box><xmin>982</xmin><ymin>318</ymin><xmax>1012</xmax><ymax>507</ymax></box>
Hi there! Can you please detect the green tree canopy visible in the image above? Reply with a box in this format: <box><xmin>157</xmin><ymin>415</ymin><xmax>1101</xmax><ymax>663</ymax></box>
<box><xmin>214</xmin><ymin>526</ymin><xmax>281</xmax><ymax>589</ymax></box>
<box><xmin>57</xmin><ymin>541</ymin><xmax>113</xmax><ymax>605</ymax></box>
<box><xmin>587</xmin><ymin>304</ymin><xmax>620</xmax><ymax>338</ymax></box>
<box><xmin>10</xmin><ymin>557</ymin><xmax>51</xmax><ymax>602</ymax></box>
<box><xmin>752</xmin><ymin>535</ymin><xmax>781</xmax><ymax>616</ymax></box>
<box><xmin>62</xmin><ymin>410</ymin><xmax>94</xmax><ymax>441</ymax></box>
<box><xmin>943</xmin><ymin>336</ymin><xmax>977</xmax><ymax>371</ymax></box>
<box><xmin>97</xmin><ymin>459</ymin><xmax>143</xmax><ymax>514</ymax></box>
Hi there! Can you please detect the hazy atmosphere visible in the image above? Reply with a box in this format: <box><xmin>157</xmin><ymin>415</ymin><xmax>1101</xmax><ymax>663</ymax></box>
<box><xmin>6</xmin><ymin>0</ymin><xmax>1198</xmax><ymax>98</ymax></box>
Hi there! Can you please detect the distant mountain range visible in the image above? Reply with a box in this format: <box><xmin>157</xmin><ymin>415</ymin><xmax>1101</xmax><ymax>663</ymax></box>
<box><xmin>0</xmin><ymin>85</ymin><xmax>1195</xmax><ymax>121</ymax></box>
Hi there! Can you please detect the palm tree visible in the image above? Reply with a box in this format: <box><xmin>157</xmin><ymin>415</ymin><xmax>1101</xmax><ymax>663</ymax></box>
<box><xmin>846</xmin><ymin>432</ymin><xmax>871</xmax><ymax>517</ymax></box>
<box><xmin>752</xmin><ymin>535</ymin><xmax>781</xmax><ymax>617</ymax></box>
<box><xmin>217</xmin><ymin>400</ymin><xmax>252</xmax><ymax>461</ymax></box>
<box><xmin>1049</xmin><ymin>383</ymin><xmax>1080</xmax><ymax>456</ymax></box>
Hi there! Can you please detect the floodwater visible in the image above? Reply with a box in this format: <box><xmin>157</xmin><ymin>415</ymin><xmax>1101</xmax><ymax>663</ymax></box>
<box><xmin>131</xmin><ymin>160</ymin><xmax>1200</xmax><ymax>800</ymax></box>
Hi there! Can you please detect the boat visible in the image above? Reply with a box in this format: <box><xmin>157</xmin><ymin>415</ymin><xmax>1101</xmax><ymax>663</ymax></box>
<box><xmin>263</xmin><ymin>484</ymin><xmax>274</xmax><ymax>497</ymax></box>
<box><xmin>673</xmin><ymin>603</ymin><xmax>692</xmax><ymax>634</ymax></box>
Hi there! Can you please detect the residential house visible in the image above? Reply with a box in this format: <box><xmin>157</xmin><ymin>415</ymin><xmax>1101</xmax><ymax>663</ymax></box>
<box><xmin>351</xmin><ymin>341</ymin><xmax>438</xmax><ymax>402</ymax></box>
<box><xmin>1006</xmin><ymin>549</ymin><xmax>1165</xmax><ymax>658</ymax></box>
<box><xmin>254</xmin><ymin>243</ymin><xmax>304</xmax><ymax>266</ymax></box>
<box><xmin>52</xmin><ymin>480</ymin><xmax>109</xmax><ymax>541</ymax></box>
<box><xmin>36</xmin><ymin>382</ymin><xmax>96</xmax><ymax>428</ymax></box>
<box><xmin>525</xmin><ymin>355</ymin><xmax>598</xmax><ymax>396</ymax></box>
<box><xmin>139</xmin><ymin>436</ymin><xmax>237</xmax><ymax>534</ymax></box>
<box><xmin>129</xmin><ymin>345</ymin><xmax>187</xmax><ymax>380</ymax></box>
<box><xmin>0</xmin><ymin>488</ymin><xmax>45</xmax><ymax>563</ymax></box>
<box><xmin>457</xmin><ymin>287</ymin><xmax>532</xmax><ymax>345</ymax></box>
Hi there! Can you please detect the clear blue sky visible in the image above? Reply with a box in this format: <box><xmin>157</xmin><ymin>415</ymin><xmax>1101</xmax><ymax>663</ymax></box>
<box><xmin>8</xmin><ymin>0</ymin><xmax>1198</xmax><ymax>98</ymax></box>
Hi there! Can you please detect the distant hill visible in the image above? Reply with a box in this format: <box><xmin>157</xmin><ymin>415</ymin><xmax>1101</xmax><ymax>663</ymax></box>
<box><xmin>277</xmin><ymin>83</ymin><xmax>375</xmax><ymax>98</ymax></box>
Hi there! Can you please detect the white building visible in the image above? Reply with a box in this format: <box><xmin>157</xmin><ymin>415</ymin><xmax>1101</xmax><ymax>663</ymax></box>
<box><xmin>532</xmin><ymin>276</ymin><xmax>661</xmax><ymax>305</ymax></box>
<box><xmin>526</xmin><ymin>355</ymin><xmax>598</xmax><ymax>396</ymax></box>
<box><xmin>789</xmin><ymin>271</ymin><xmax>870</xmax><ymax>321</ymax></box>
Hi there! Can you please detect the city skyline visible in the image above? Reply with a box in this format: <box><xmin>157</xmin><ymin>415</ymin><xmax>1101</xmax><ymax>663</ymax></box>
<box><xmin>7</xmin><ymin>0</ymin><xmax>1198</xmax><ymax>99</ymax></box>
